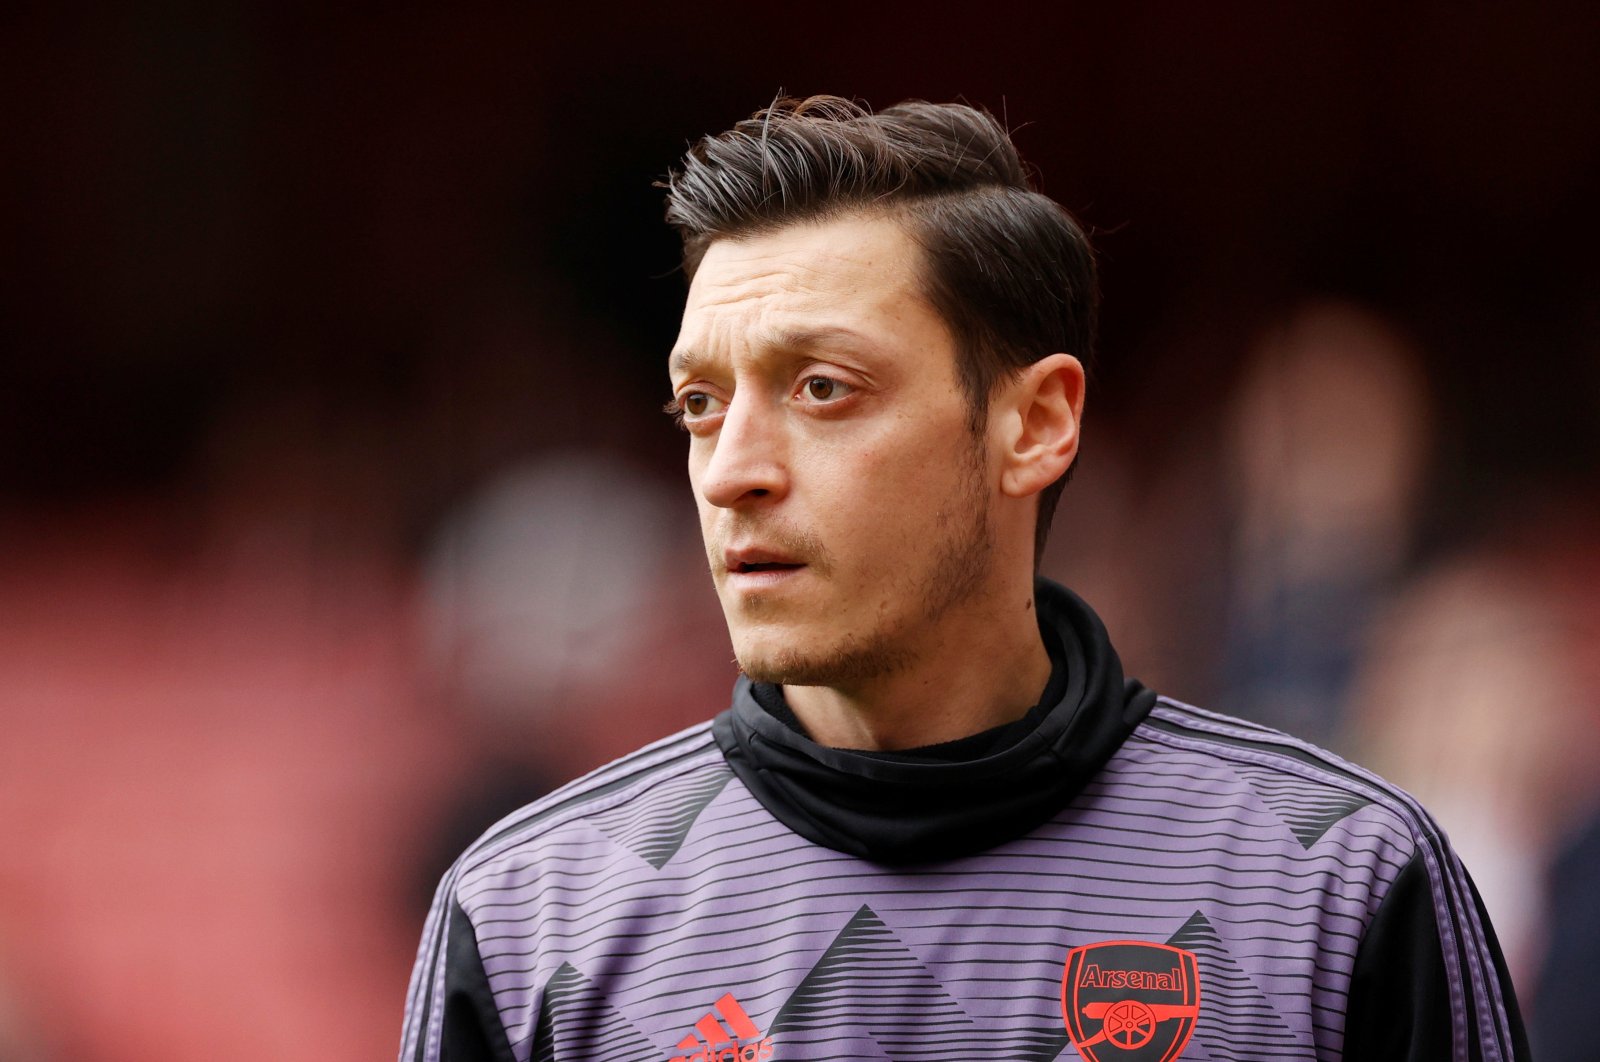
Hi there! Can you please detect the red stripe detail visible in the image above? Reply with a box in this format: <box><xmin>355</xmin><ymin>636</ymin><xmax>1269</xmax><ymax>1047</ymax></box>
<box><xmin>694</xmin><ymin>1014</ymin><xmax>732</xmax><ymax>1046</ymax></box>
<box><xmin>714</xmin><ymin>994</ymin><xmax>762</xmax><ymax>1040</ymax></box>
<box><xmin>675</xmin><ymin>1034</ymin><xmax>701</xmax><ymax>1051</ymax></box>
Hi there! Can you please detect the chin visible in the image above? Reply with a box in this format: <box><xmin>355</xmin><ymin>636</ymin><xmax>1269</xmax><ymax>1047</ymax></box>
<box><xmin>733</xmin><ymin>626</ymin><xmax>912</xmax><ymax>687</ymax></box>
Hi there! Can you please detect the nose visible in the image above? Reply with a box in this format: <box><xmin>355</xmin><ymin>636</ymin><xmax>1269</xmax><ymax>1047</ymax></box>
<box><xmin>696</xmin><ymin>390</ymin><xmax>789</xmax><ymax>509</ymax></box>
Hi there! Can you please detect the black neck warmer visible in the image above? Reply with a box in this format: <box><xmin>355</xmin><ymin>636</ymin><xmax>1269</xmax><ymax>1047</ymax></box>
<box><xmin>711</xmin><ymin>578</ymin><xmax>1157</xmax><ymax>865</ymax></box>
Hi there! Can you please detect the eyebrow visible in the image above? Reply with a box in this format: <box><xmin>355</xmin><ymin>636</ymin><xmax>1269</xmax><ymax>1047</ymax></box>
<box><xmin>667</xmin><ymin>347</ymin><xmax>704</xmax><ymax>377</ymax></box>
<box><xmin>668</xmin><ymin>326</ymin><xmax>877</xmax><ymax>377</ymax></box>
<box><xmin>771</xmin><ymin>325</ymin><xmax>878</xmax><ymax>354</ymax></box>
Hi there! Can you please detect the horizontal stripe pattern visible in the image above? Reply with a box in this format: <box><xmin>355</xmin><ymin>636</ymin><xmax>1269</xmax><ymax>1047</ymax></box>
<box><xmin>1147</xmin><ymin>699</ymin><xmax>1519</xmax><ymax>1061</ymax></box>
<box><xmin>399</xmin><ymin>698</ymin><xmax>1504</xmax><ymax>1062</ymax></box>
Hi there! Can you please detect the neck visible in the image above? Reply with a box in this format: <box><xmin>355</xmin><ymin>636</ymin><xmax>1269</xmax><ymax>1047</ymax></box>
<box><xmin>783</xmin><ymin>580</ymin><xmax>1052</xmax><ymax>751</ymax></box>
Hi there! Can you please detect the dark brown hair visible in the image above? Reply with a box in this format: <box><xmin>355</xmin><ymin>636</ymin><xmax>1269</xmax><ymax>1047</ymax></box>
<box><xmin>663</xmin><ymin>95</ymin><xmax>1098</xmax><ymax>564</ymax></box>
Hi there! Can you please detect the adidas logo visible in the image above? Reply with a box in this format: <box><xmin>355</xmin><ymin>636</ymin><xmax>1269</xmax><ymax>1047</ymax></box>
<box><xmin>668</xmin><ymin>992</ymin><xmax>774</xmax><ymax>1062</ymax></box>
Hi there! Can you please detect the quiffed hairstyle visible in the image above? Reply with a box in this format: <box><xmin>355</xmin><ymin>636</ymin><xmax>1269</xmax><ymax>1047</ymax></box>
<box><xmin>662</xmin><ymin>95</ymin><xmax>1098</xmax><ymax>565</ymax></box>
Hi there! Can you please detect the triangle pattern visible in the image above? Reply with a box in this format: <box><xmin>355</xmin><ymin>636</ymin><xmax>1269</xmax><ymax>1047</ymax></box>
<box><xmin>1234</xmin><ymin>764</ymin><xmax>1371</xmax><ymax>849</ymax></box>
<box><xmin>531</xmin><ymin>961</ymin><xmax>658</xmax><ymax>1062</ymax></box>
<box><xmin>772</xmin><ymin>905</ymin><xmax>1070</xmax><ymax>1062</ymax></box>
<box><xmin>1166</xmin><ymin>911</ymin><xmax>1301</xmax><ymax>1060</ymax></box>
<box><xmin>587</xmin><ymin>764</ymin><xmax>733</xmax><ymax>869</ymax></box>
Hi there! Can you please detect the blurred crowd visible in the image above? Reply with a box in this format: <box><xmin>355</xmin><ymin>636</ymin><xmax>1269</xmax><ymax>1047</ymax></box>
<box><xmin>1045</xmin><ymin>300</ymin><xmax>1600</xmax><ymax>1019</ymax></box>
<box><xmin>4</xmin><ymin>4</ymin><xmax>1599</xmax><ymax>1059</ymax></box>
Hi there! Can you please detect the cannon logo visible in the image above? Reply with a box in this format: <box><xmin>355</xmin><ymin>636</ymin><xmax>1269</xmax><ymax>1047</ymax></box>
<box><xmin>668</xmin><ymin>992</ymin><xmax>774</xmax><ymax>1062</ymax></box>
<box><xmin>1061</xmin><ymin>940</ymin><xmax>1200</xmax><ymax>1062</ymax></box>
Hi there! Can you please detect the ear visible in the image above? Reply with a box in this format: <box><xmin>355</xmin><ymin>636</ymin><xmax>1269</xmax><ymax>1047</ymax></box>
<box><xmin>995</xmin><ymin>352</ymin><xmax>1084</xmax><ymax>499</ymax></box>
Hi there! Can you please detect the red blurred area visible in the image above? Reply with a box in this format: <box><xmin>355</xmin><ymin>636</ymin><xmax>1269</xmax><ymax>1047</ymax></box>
<box><xmin>0</xmin><ymin>502</ymin><xmax>452</xmax><ymax>1059</ymax></box>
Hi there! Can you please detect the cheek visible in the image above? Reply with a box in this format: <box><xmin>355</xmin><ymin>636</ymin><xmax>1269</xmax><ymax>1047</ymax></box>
<box><xmin>858</xmin><ymin>420</ymin><xmax>968</xmax><ymax>496</ymax></box>
<box><xmin>694</xmin><ymin>498</ymin><xmax>721</xmax><ymax>560</ymax></box>
<box><xmin>817</xmin><ymin>447</ymin><xmax>962</xmax><ymax>548</ymax></box>
<box><xmin>686</xmin><ymin>453</ymin><xmax>714</xmax><ymax>512</ymax></box>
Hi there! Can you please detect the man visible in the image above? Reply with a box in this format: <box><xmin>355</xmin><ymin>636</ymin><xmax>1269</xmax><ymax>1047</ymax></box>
<box><xmin>401</xmin><ymin>97</ymin><xmax>1527</xmax><ymax>1062</ymax></box>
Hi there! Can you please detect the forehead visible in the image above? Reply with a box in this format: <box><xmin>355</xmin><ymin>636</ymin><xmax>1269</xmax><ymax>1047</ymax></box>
<box><xmin>674</xmin><ymin>214</ymin><xmax>940</xmax><ymax>360</ymax></box>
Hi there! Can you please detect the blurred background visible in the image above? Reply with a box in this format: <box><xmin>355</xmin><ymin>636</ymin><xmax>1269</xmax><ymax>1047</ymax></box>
<box><xmin>2</xmin><ymin>2</ymin><xmax>1598</xmax><ymax>1058</ymax></box>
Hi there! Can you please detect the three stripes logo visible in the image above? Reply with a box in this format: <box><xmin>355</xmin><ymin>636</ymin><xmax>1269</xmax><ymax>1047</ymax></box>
<box><xmin>668</xmin><ymin>992</ymin><xmax>774</xmax><ymax>1062</ymax></box>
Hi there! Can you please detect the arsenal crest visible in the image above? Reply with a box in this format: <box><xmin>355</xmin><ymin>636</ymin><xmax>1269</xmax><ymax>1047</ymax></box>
<box><xmin>1061</xmin><ymin>940</ymin><xmax>1201</xmax><ymax>1062</ymax></box>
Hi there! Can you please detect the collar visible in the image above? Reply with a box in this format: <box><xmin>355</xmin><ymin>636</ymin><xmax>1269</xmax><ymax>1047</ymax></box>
<box><xmin>744</xmin><ymin>619</ymin><xmax>1071</xmax><ymax>763</ymax></box>
<box><xmin>710</xmin><ymin>578</ymin><xmax>1156</xmax><ymax>864</ymax></box>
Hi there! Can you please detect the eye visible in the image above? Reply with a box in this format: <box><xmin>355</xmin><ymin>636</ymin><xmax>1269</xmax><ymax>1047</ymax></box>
<box><xmin>800</xmin><ymin>375</ymin><xmax>853</xmax><ymax>403</ymax></box>
<box><xmin>664</xmin><ymin>390</ymin><xmax>723</xmax><ymax>430</ymax></box>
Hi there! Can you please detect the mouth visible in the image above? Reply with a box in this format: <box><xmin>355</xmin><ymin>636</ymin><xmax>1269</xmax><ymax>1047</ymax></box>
<box><xmin>723</xmin><ymin>548</ymin><xmax>808</xmax><ymax>584</ymax></box>
<box><xmin>729</xmin><ymin>560</ymin><xmax>805</xmax><ymax>574</ymax></box>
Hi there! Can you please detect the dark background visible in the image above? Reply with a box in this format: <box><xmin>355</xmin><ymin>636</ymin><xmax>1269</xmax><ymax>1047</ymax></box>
<box><xmin>8</xmin><ymin>3</ymin><xmax>1599</xmax><ymax>519</ymax></box>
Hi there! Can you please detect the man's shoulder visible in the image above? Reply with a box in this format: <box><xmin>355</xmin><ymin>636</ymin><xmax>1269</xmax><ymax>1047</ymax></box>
<box><xmin>1122</xmin><ymin>695</ymin><xmax>1436</xmax><ymax>862</ymax></box>
<box><xmin>445</xmin><ymin>719</ymin><xmax>728</xmax><ymax>893</ymax></box>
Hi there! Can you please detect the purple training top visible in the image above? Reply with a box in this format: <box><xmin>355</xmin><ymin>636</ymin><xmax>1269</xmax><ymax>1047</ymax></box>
<box><xmin>400</xmin><ymin>580</ymin><xmax>1525</xmax><ymax>1062</ymax></box>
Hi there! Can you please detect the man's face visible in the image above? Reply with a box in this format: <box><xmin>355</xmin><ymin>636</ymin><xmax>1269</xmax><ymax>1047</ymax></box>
<box><xmin>669</xmin><ymin>213</ymin><xmax>996</xmax><ymax>687</ymax></box>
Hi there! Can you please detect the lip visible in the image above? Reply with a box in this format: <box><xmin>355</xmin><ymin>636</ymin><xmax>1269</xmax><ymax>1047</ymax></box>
<box><xmin>722</xmin><ymin>546</ymin><xmax>808</xmax><ymax>586</ymax></box>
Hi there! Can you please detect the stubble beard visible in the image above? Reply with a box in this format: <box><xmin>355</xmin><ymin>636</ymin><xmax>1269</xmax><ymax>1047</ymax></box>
<box><xmin>733</xmin><ymin>438</ymin><xmax>994</xmax><ymax>689</ymax></box>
